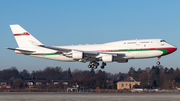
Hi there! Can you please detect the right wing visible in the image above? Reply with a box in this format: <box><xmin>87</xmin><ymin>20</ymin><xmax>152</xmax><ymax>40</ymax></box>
<box><xmin>38</xmin><ymin>45</ymin><xmax>127</xmax><ymax>62</ymax></box>
<box><xmin>39</xmin><ymin>45</ymin><xmax>99</xmax><ymax>56</ymax></box>
<box><xmin>39</xmin><ymin>45</ymin><xmax>71</xmax><ymax>53</ymax></box>
<box><xmin>38</xmin><ymin>45</ymin><xmax>99</xmax><ymax>62</ymax></box>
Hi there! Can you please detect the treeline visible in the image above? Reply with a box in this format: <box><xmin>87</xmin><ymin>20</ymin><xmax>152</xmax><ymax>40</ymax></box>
<box><xmin>128</xmin><ymin>65</ymin><xmax>180</xmax><ymax>89</ymax></box>
<box><xmin>0</xmin><ymin>67</ymin><xmax>126</xmax><ymax>89</ymax></box>
<box><xmin>0</xmin><ymin>65</ymin><xmax>180</xmax><ymax>89</ymax></box>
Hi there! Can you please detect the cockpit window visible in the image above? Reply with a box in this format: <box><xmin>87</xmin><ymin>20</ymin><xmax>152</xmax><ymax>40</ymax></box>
<box><xmin>160</xmin><ymin>40</ymin><xmax>166</xmax><ymax>42</ymax></box>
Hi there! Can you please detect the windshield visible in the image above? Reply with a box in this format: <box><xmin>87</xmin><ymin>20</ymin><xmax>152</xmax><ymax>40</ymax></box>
<box><xmin>160</xmin><ymin>40</ymin><xmax>166</xmax><ymax>42</ymax></box>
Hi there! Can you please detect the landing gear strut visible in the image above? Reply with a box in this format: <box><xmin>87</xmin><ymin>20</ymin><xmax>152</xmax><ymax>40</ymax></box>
<box><xmin>156</xmin><ymin>56</ymin><xmax>161</xmax><ymax>65</ymax></box>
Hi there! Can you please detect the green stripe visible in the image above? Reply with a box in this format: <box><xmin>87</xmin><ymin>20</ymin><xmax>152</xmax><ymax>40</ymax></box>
<box><xmin>20</xmin><ymin>49</ymin><xmax>168</xmax><ymax>56</ymax></box>
<box><xmin>30</xmin><ymin>53</ymin><xmax>57</xmax><ymax>56</ymax></box>
<box><xmin>14</xmin><ymin>34</ymin><xmax>27</xmax><ymax>36</ymax></box>
<box><xmin>102</xmin><ymin>49</ymin><xmax>168</xmax><ymax>55</ymax></box>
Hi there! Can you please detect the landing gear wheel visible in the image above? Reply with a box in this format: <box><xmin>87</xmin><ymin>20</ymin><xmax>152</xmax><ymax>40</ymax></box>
<box><xmin>88</xmin><ymin>61</ymin><xmax>99</xmax><ymax>69</ymax></box>
<box><xmin>156</xmin><ymin>56</ymin><xmax>161</xmax><ymax>65</ymax></box>
<box><xmin>94</xmin><ymin>66</ymin><xmax>97</xmax><ymax>69</ymax></box>
<box><xmin>101</xmin><ymin>66</ymin><xmax>104</xmax><ymax>69</ymax></box>
<box><xmin>100</xmin><ymin>62</ymin><xmax>106</xmax><ymax>69</ymax></box>
<box><xmin>88</xmin><ymin>65</ymin><xmax>92</xmax><ymax>68</ymax></box>
<box><xmin>102</xmin><ymin>62</ymin><xmax>106</xmax><ymax>66</ymax></box>
<box><xmin>156</xmin><ymin>61</ymin><xmax>160</xmax><ymax>65</ymax></box>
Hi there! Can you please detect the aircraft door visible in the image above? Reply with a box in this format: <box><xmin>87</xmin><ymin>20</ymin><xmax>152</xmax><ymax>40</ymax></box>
<box><xmin>136</xmin><ymin>40</ymin><xmax>140</xmax><ymax>46</ymax></box>
<box><xmin>125</xmin><ymin>47</ymin><xmax>134</xmax><ymax>59</ymax></box>
<box><xmin>127</xmin><ymin>47</ymin><xmax>131</xmax><ymax>52</ymax></box>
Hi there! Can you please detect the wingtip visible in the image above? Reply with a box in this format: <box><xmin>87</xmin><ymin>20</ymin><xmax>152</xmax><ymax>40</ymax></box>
<box><xmin>5</xmin><ymin>47</ymin><xmax>14</xmax><ymax>51</ymax></box>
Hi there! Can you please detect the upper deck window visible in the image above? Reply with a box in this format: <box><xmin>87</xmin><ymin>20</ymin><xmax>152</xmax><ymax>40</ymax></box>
<box><xmin>160</xmin><ymin>40</ymin><xmax>166</xmax><ymax>42</ymax></box>
<box><xmin>127</xmin><ymin>42</ymin><xmax>136</xmax><ymax>44</ymax></box>
<box><xmin>140</xmin><ymin>41</ymin><xmax>149</xmax><ymax>43</ymax></box>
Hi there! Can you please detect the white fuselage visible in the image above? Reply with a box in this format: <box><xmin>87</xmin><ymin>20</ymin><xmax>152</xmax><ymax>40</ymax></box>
<box><xmin>8</xmin><ymin>24</ymin><xmax>177</xmax><ymax>68</ymax></box>
<box><xmin>25</xmin><ymin>39</ymin><xmax>176</xmax><ymax>62</ymax></box>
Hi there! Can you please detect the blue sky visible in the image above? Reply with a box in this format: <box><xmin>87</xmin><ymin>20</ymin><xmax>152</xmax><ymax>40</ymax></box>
<box><xmin>1</xmin><ymin>0</ymin><xmax>180</xmax><ymax>73</ymax></box>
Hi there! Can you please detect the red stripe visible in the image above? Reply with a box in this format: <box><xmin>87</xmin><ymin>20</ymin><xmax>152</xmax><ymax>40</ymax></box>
<box><xmin>31</xmin><ymin>52</ymin><xmax>56</xmax><ymax>55</ymax></box>
<box><xmin>97</xmin><ymin>47</ymin><xmax>177</xmax><ymax>52</ymax></box>
<box><xmin>14</xmin><ymin>32</ymin><xmax>30</xmax><ymax>36</ymax></box>
<box><xmin>162</xmin><ymin>48</ymin><xmax>177</xmax><ymax>55</ymax></box>
<box><xmin>15</xmin><ymin>52</ymin><xmax>56</xmax><ymax>55</ymax></box>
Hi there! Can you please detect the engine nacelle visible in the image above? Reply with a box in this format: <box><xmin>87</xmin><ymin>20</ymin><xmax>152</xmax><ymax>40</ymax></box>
<box><xmin>102</xmin><ymin>55</ymin><xmax>114</xmax><ymax>62</ymax></box>
<box><xmin>72</xmin><ymin>51</ymin><xmax>84</xmax><ymax>59</ymax></box>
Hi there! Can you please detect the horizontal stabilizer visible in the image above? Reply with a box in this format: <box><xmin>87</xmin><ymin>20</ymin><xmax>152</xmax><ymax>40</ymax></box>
<box><xmin>5</xmin><ymin>47</ymin><xmax>36</xmax><ymax>53</ymax></box>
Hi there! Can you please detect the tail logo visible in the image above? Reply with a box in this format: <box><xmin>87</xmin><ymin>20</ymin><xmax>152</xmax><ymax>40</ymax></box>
<box><xmin>29</xmin><ymin>40</ymin><xmax>39</xmax><ymax>45</ymax></box>
<box><xmin>14</xmin><ymin>32</ymin><xmax>30</xmax><ymax>36</ymax></box>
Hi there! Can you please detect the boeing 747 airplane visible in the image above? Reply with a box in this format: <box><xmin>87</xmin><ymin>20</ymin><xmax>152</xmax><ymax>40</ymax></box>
<box><xmin>6</xmin><ymin>24</ymin><xmax>177</xmax><ymax>69</ymax></box>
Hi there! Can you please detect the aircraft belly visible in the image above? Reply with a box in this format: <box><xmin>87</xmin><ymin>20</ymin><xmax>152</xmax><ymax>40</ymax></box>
<box><xmin>125</xmin><ymin>50</ymin><xmax>163</xmax><ymax>59</ymax></box>
<box><xmin>33</xmin><ymin>55</ymin><xmax>75</xmax><ymax>62</ymax></box>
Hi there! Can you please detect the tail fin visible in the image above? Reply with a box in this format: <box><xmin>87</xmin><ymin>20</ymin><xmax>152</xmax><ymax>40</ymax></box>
<box><xmin>10</xmin><ymin>24</ymin><xmax>43</xmax><ymax>48</ymax></box>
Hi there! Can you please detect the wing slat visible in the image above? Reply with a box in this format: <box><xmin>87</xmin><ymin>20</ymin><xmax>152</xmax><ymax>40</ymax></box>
<box><xmin>39</xmin><ymin>45</ymin><xmax>71</xmax><ymax>52</ymax></box>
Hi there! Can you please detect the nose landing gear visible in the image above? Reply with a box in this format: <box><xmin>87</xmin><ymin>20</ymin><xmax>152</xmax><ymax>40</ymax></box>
<box><xmin>156</xmin><ymin>56</ymin><xmax>161</xmax><ymax>65</ymax></box>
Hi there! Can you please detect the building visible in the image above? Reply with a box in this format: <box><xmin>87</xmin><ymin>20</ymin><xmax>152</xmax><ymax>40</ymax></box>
<box><xmin>51</xmin><ymin>78</ymin><xmax>61</xmax><ymax>85</ymax></box>
<box><xmin>24</xmin><ymin>77</ymin><xmax>47</xmax><ymax>87</ymax></box>
<box><xmin>0</xmin><ymin>82</ymin><xmax>11</xmax><ymax>88</ymax></box>
<box><xmin>24</xmin><ymin>77</ymin><xmax>35</xmax><ymax>88</ymax></box>
<box><xmin>36</xmin><ymin>78</ymin><xmax>46</xmax><ymax>86</ymax></box>
<box><xmin>117</xmin><ymin>76</ymin><xmax>141</xmax><ymax>89</ymax></box>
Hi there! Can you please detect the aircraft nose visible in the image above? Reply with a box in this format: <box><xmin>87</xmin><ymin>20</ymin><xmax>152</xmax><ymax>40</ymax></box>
<box><xmin>172</xmin><ymin>44</ymin><xmax>177</xmax><ymax>51</ymax></box>
<box><xmin>165</xmin><ymin>46</ymin><xmax>177</xmax><ymax>55</ymax></box>
<box><xmin>171</xmin><ymin>47</ymin><xmax>177</xmax><ymax>52</ymax></box>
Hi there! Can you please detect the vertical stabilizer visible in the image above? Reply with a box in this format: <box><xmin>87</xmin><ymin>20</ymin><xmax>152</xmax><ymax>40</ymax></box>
<box><xmin>10</xmin><ymin>24</ymin><xmax>43</xmax><ymax>48</ymax></box>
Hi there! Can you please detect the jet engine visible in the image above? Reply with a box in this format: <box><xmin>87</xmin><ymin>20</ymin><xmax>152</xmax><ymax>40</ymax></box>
<box><xmin>102</xmin><ymin>55</ymin><xmax>114</xmax><ymax>62</ymax></box>
<box><xmin>72</xmin><ymin>51</ymin><xmax>84</xmax><ymax>59</ymax></box>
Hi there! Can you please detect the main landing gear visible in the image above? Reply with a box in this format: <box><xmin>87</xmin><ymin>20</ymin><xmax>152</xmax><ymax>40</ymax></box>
<box><xmin>101</xmin><ymin>62</ymin><xmax>106</xmax><ymax>69</ymax></box>
<box><xmin>88</xmin><ymin>62</ymin><xmax>106</xmax><ymax>69</ymax></box>
<box><xmin>88</xmin><ymin>62</ymin><xmax>99</xmax><ymax>69</ymax></box>
<box><xmin>156</xmin><ymin>56</ymin><xmax>161</xmax><ymax>65</ymax></box>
